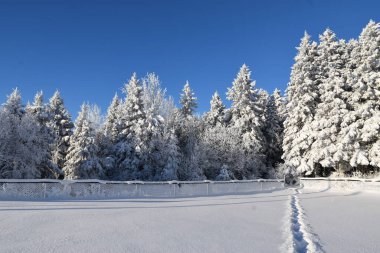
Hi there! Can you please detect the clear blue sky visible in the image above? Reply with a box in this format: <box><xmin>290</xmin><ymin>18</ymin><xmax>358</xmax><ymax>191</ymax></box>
<box><xmin>0</xmin><ymin>0</ymin><xmax>379</xmax><ymax>118</ymax></box>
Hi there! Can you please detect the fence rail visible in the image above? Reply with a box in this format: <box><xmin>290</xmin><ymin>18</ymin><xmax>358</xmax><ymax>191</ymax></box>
<box><xmin>2</xmin><ymin>177</ymin><xmax>378</xmax><ymax>200</ymax></box>
<box><xmin>300</xmin><ymin>177</ymin><xmax>380</xmax><ymax>192</ymax></box>
<box><xmin>0</xmin><ymin>179</ymin><xmax>284</xmax><ymax>200</ymax></box>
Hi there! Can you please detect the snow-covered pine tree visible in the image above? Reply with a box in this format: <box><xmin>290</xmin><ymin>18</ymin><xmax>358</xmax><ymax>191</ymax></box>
<box><xmin>3</xmin><ymin>88</ymin><xmax>24</xmax><ymax>117</ymax></box>
<box><xmin>138</xmin><ymin>105</ymin><xmax>163</xmax><ymax>180</ymax></box>
<box><xmin>179</xmin><ymin>81</ymin><xmax>197</xmax><ymax>118</ymax></box>
<box><xmin>282</xmin><ymin>32</ymin><xmax>320</xmax><ymax>175</ymax></box>
<box><xmin>88</xmin><ymin>104</ymin><xmax>103</xmax><ymax>132</ymax></box>
<box><xmin>26</xmin><ymin>91</ymin><xmax>48</xmax><ymax>124</ymax></box>
<box><xmin>26</xmin><ymin>91</ymin><xmax>64</xmax><ymax>178</ymax></box>
<box><xmin>160</xmin><ymin>129</ymin><xmax>181</xmax><ymax>180</ymax></box>
<box><xmin>272</xmin><ymin>88</ymin><xmax>286</xmax><ymax>123</ymax></box>
<box><xmin>48</xmin><ymin>91</ymin><xmax>74</xmax><ymax>170</ymax></box>
<box><xmin>64</xmin><ymin>103</ymin><xmax>104</xmax><ymax>179</ymax></box>
<box><xmin>100</xmin><ymin>94</ymin><xmax>122</xmax><ymax>179</ymax></box>
<box><xmin>226</xmin><ymin>64</ymin><xmax>266</xmax><ymax>178</ymax></box>
<box><xmin>175</xmin><ymin>117</ymin><xmax>205</xmax><ymax>180</ymax></box>
<box><xmin>204</xmin><ymin>91</ymin><xmax>226</xmax><ymax>127</ymax></box>
<box><xmin>264</xmin><ymin>89</ymin><xmax>285</xmax><ymax>170</ymax></box>
<box><xmin>116</xmin><ymin>73</ymin><xmax>147</xmax><ymax>180</ymax></box>
<box><xmin>140</xmin><ymin>73</ymin><xmax>177</xmax><ymax>180</ymax></box>
<box><xmin>344</xmin><ymin>20</ymin><xmax>380</xmax><ymax>172</ymax></box>
<box><xmin>175</xmin><ymin>82</ymin><xmax>205</xmax><ymax>180</ymax></box>
<box><xmin>104</xmin><ymin>94</ymin><xmax>121</xmax><ymax>143</ymax></box>
<box><xmin>307</xmin><ymin>29</ymin><xmax>351</xmax><ymax>176</ymax></box>
<box><xmin>0</xmin><ymin>90</ymin><xmax>53</xmax><ymax>179</ymax></box>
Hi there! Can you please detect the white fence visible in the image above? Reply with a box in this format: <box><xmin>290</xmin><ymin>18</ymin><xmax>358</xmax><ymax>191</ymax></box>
<box><xmin>0</xmin><ymin>179</ymin><xmax>285</xmax><ymax>200</ymax></box>
<box><xmin>300</xmin><ymin>177</ymin><xmax>380</xmax><ymax>192</ymax></box>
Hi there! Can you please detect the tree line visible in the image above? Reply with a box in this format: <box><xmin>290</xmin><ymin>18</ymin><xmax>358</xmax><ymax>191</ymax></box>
<box><xmin>283</xmin><ymin>20</ymin><xmax>380</xmax><ymax>177</ymax></box>
<box><xmin>0</xmin><ymin>20</ymin><xmax>379</xmax><ymax>180</ymax></box>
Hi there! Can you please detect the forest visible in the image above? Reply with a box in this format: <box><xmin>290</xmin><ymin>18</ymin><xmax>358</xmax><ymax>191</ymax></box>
<box><xmin>0</xmin><ymin>20</ymin><xmax>379</xmax><ymax>180</ymax></box>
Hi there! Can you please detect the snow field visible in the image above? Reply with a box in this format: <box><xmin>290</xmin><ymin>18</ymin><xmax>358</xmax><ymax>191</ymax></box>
<box><xmin>0</xmin><ymin>189</ymin><xmax>291</xmax><ymax>253</ymax></box>
<box><xmin>1</xmin><ymin>180</ymin><xmax>380</xmax><ymax>253</ymax></box>
<box><xmin>297</xmin><ymin>188</ymin><xmax>380</xmax><ymax>253</ymax></box>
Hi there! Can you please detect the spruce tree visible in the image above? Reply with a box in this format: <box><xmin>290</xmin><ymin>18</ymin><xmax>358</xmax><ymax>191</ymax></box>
<box><xmin>179</xmin><ymin>81</ymin><xmax>197</xmax><ymax>118</ymax></box>
<box><xmin>48</xmin><ymin>91</ymin><xmax>74</xmax><ymax>170</ymax></box>
<box><xmin>64</xmin><ymin>103</ymin><xmax>103</xmax><ymax>179</ymax></box>
<box><xmin>264</xmin><ymin>89</ymin><xmax>285</xmax><ymax>169</ymax></box>
<box><xmin>3</xmin><ymin>88</ymin><xmax>24</xmax><ymax>117</ymax></box>
<box><xmin>104</xmin><ymin>93</ymin><xmax>121</xmax><ymax>143</ymax></box>
<box><xmin>26</xmin><ymin>91</ymin><xmax>64</xmax><ymax>178</ymax></box>
<box><xmin>0</xmin><ymin>90</ymin><xmax>53</xmax><ymax>179</ymax></box>
<box><xmin>160</xmin><ymin>129</ymin><xmax>181</xmax><ymax>180</ymax></box>
<box><xmin>346</xmin><ymin>21</ymin><xmax>380</xmax><ymax>170</ymax></box>
<box><xmin>282</xmin><ymin>32</ymin><xmax>319</xmax><ymax>175</ymax></box>
<box><xmin>116</xmin><ymin>73</ymin><xmax>146</xmax><ymax>180</ymax></box>
<box><xmin>226</xmin><ymin>64</ymin><xmax>266</xmax><ymax>178</ymax></box>
<box><xmin>204</xmin><ymin>91</ymin><xmax>225</xmax><ymax>127</ymax></box>
<box><xmin>273</xmin><ymin>88</ymin><xmax>286</xmax><ymax>122</ymax></box>
<box><xmin>308</xmin><ymin>29</ymin><xmax>350</xmax><ymax>175</ymax></box>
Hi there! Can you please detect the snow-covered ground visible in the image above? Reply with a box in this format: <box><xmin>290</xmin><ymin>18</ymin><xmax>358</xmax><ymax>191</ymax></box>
<box><xmin>298</xmin><ymin>189</ymin><xmax>380</xmax><ymax>253</ymax></box>
<box><xmin>0</xmin><ymin>187</ymin><xmax>379</xmax><ymax>253</ymax></box>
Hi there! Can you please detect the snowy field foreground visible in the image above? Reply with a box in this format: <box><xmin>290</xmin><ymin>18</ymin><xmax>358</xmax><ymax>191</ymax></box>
<box><xmin>1</xmin><ymin>188</ymin><xmax>380</xmax><ymax>253</ymax></box>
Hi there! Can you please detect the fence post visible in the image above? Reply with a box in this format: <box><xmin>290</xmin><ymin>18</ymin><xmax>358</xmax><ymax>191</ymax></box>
<box><xmin>43</xmin><ymin>183</ymin><xmax>46</xmax><ymax>199</ymax></box>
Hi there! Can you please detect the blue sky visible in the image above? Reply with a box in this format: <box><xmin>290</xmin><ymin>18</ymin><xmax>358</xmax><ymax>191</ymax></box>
<box><xmin>0</xmin><ymin>0</ymin><xmax>379</xmax><ymax>118</ymax></box>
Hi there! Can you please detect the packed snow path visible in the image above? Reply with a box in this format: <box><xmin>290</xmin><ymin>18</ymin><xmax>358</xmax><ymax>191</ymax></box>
<box><xmin>1</xmin><ymin>188</ymin><xmax>380</xmax><ymax>253</ymax></box>
<box><xmin>286</xmin><ymin>189</ymin><xmax>324</xmax><ymax>253</ymax></box>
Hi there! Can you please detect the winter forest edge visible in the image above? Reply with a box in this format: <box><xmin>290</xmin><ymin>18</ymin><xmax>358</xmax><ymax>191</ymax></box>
<box><xmin>1</xmin><ymin>20</ymin><xmax>380</xmax><ymax>181</ymax></box>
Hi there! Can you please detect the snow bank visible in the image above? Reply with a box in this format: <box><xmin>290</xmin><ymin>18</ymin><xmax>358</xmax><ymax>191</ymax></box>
<box><xmin>300</xmin><ymin>178</ymin><xmax>380</xmax><ymax>193</ymax></box>
<box><xmin>0</xmin><ymin>179</ymin><xmax>284</xmax><ymax>200</ymax></box>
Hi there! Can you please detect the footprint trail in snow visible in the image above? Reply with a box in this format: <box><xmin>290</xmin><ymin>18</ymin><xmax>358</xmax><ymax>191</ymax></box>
<box><xmin>286</xmin><ymin>188</ymin><xmax>324</xmax><ymax>253</ymax></box>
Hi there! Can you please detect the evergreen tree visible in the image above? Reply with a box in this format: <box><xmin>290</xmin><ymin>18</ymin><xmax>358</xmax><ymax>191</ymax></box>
<box><xmin>3</xmin><ymin>88</ymin><xmax>24</xmax><ymax>117</ymax></box>
<box><xmin>64</xmin><ymin>103</ymin><xmax>104</xmax><ymax>179</ymax></box>
<box><xmin>0</xmin><ymin>90</ymin><xmax>53</xmax><ymax>179</ymax></box>
<box><xmin>160</xmin><ymin>129</ymin><xmax>181</xmax><ymax>180</ymax></box>
<box><xmin>179</xmin><ymin>81</ymin><xmax>197</xmax><ymax>118</ymax></box>
<box><xmin>49</xmin><ymin>91</ymin><xmax>74</xmax><ymax>170</ymax></box>
<box><xmin>26</xmin><ymin>91</ymin><xmax>46</xmax><ymax>124</ymax></box>
<box><xmin>273</xmin><ymin>88</ymin><xmax>286</xmax><ymax>122</ymax></box>
<box><xmin>282</xmin><ymin>32</ymin><xmax>319</xmax><ymax>175</ymax></box>
<box><xmin>104</xmin><ymin>94</ymin><xmax>121</xmax><ymax>143</ymax></box>
<box><xmin>307</xmin><ymin>29</ymin><xmax>350</xmax><ymax>175</ymax></box>
<box><xmin>116</xmin><ymin>73</ymin><xmax>146</xmax><ymax>180</ymax></box>
<box><xmin>204</xmin><ymin>91</ymin><xmax>226</xmax><ymax>127</ymax></box>
<box><xmin>26</xmin><ymin>91</ymin><xmax>64</xmax><ymax>178</ymax></box>
<box><xmin>264</xmin><ymin>89</ymin><xmax>285</xmax><ymax>169</ymax></box>
<box><xmin>176</xmin><ymin>116</ymin><xmax>205</xmax><ymax>180</ymax></box>
<box><xmin>101</xmin><ymin>94</ymin><xmax>122</xmax><ymax>179</ymax></box>
<box><xmin>345</xmin><ymin>21</ymin><xmax>380</xmax><ymax>170</ymax></box>
<box><xmin>226</xmin><ymin>64</ymin><xmax>266</xmax><ymax>178</ymax></box>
